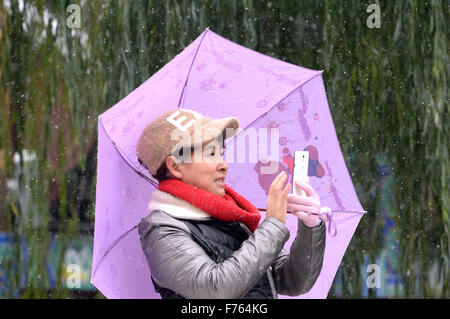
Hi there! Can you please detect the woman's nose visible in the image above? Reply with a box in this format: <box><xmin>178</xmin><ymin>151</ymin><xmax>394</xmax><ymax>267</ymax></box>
<box><xmin>218</xmin><ymin>158</ymin><xmax>228</xmax><ymax>172</ymax></box>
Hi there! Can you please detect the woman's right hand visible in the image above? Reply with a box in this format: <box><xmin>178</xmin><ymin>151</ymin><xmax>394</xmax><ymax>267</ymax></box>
<box><xmin>265</xmin><ymin>171</ymin><xmax>291</xmax><ymax>224</ymax></box>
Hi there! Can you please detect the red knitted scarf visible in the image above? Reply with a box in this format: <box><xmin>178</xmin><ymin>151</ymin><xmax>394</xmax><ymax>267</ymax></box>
<box><xmin>158</xmin><ymin>179</ymin><xmax>261</xmax><ymax>232</ymax></box>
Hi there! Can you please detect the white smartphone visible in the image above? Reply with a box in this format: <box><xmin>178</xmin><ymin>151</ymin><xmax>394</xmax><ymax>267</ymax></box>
<box><xmin>293</xmin><ymin>151</ymin><xmax>309</xmax><ymax>196</ymax></box>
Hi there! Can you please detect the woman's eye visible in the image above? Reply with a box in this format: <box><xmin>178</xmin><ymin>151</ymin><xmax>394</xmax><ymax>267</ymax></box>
<box><xmin>207</xmin><ymin>148</ymin><xmax>224</xmax><ymax>157</ymax></box>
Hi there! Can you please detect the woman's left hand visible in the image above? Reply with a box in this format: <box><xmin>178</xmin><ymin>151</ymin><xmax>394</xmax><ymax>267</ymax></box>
<box><xmin>287</xmin><ymin>180</ymin><xmax>322</xmax><ymax>228</ymax></box>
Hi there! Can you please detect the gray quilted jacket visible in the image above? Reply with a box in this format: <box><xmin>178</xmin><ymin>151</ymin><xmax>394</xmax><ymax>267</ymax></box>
<box><xmin>138</xmin><ymin>189</ymin><xmax>326</xmax><ymax>299</ymax></box>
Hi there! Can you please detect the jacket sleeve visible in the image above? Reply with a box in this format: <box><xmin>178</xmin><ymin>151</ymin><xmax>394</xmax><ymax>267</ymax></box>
<box><xmin>271</xmin><ymin>218</ymin><xmax>326</xmax><ymax>296</ymax></box>
<box><xmin>139</xmin><ymin>216</ymin><xmax>290</xmax><ymax>299</ymax></box>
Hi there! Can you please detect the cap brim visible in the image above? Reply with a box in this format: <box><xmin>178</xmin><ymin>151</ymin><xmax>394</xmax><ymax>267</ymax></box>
<box><xmin>206</xmin><ymin>117</ymin><xmax>240</xmax><ymax>139</ymax></box>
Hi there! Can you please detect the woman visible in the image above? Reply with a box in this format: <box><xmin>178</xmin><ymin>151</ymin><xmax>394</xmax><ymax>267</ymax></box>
<box><xmin>136</xmin><ymin>108</ymin><xmax>326</xmax><ymax>299</ymax></box>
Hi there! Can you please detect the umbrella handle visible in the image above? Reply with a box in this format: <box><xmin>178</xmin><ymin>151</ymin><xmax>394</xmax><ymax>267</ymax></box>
<box><xmin>317</xmin><ymin>207</ymin><xmax>367</xmax><ymax>237</ymax></box>
<box><xmin>317</xmin><ymin>206</ymin><xmax>337</xmax><ymax>237</ymax></box>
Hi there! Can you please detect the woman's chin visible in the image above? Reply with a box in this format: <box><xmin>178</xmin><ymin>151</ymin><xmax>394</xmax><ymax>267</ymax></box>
<box><xmin>213</xmin><ymin>184</ymin><xmax>226</xmax><ymax>197</ymax></box>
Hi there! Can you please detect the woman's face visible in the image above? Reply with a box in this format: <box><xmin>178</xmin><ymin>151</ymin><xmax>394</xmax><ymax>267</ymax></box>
<box><xmin>177</xmin><ymin>139</ymin><xmax>228</xmax><ymax>197</ymax></box>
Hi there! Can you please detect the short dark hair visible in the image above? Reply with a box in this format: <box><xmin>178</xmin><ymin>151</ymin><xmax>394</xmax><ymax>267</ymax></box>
<box><xmin>138</xmin><ymin>156</ymin><xmax>172</xmax><ymax>182</ymax></box>
<box><xmin>153</xmin><ymin>161</ymin><xmax>171</xmax><ymax>182</ymax></box>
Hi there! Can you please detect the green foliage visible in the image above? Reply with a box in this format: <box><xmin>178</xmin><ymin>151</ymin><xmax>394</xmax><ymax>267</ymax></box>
<box><xmin>0</xmin><ymin>0</ymin><xmax>447</xmax><ymax>298</ymax></box>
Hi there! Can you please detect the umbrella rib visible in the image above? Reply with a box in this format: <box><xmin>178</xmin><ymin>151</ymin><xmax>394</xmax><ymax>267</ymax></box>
<box><xmin>331</xmin><ymin>210</ymin><xmax>367</xmax><ymax>214</ymax></box>
<box><xmin>92</xmin><ymin>225</ymin><xmax>138</xmax><ymax>281</ymax></box>
<box><xmin>177</xmin><ymin>27</ymin><xmax>210</xmax><ymax>109</ymax></box>
<box><xmin>99</xmin><ymin>118</ymin><xmax>159</xmax><ymax>188</ymax></box>
<box><xmin>258</xmin><ymin>208</ymin><xmax>367</xmax><ymax>214</ymax></box>
<box><xmin>235</xmin><ymin>70</ymin><xmax>323</xmax><ymax>137</ymax></box>
<box><xmin>116</xmin><ymin>141</ymin><xmax>159</xmax><ymax>187</ymax></box>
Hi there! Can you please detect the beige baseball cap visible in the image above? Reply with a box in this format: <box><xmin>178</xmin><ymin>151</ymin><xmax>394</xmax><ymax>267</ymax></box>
<box><xmin>136</xmin><ymin>108</ymin><xmax>239</xmax><ymax>176</ymax></box>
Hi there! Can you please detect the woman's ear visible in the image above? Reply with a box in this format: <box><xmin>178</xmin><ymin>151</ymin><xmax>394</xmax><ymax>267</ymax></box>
<box><xmin>166</xmin><ymin>155</ymin><xmax>183</xmax><ymax>179</ymax></box>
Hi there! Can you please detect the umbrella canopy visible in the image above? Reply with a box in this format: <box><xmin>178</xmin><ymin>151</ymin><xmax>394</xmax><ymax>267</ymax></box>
<box><xmin>91</xmin><ymin>27</ymin><xmax>366</xmax><ymax>299</ymax></box>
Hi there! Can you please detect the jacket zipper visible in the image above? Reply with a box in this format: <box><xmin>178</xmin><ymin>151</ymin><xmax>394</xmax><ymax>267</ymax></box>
<box><xmin>239</xmin><ymin>222</ymin><xmax>278</xmax><ymax>299</ymax></box>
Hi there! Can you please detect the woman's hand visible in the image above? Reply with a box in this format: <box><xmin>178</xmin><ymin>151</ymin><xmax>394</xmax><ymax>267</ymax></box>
<box><xmin>266</xmin><ymin>171</ymin><xmax>291</xmax><ymax>224</ymax></box>
<box><xmin>287</xmin><ymin>180</ymin><xmax>322</xmax><ymax>228</ymax></box>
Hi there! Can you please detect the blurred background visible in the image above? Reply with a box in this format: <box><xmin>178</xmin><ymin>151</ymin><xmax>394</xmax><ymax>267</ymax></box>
<box><xmin>0</xmin><ymin>0</ymin><xmax>448</xmax><ymax>298</ymax></box>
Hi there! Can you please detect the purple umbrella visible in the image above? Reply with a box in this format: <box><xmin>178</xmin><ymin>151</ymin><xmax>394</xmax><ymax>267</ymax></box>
<box><xmin>91</xmin><ymin>27</ymin><xmax>366</xmax><ymax>299</ymax></box>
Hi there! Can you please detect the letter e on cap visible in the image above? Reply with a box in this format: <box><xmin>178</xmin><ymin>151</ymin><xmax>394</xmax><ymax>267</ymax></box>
<box><xmin>166</xmin><ymin>110</ymin><xmax>195</xmax><ymax>132</ymax></box>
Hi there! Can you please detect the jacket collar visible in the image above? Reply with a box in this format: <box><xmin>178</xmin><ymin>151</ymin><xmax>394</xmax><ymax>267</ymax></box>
<box><xmin>148</xmin><ymin>189</ymin><xmax>212</xmax><ymax>220</ymax></box>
